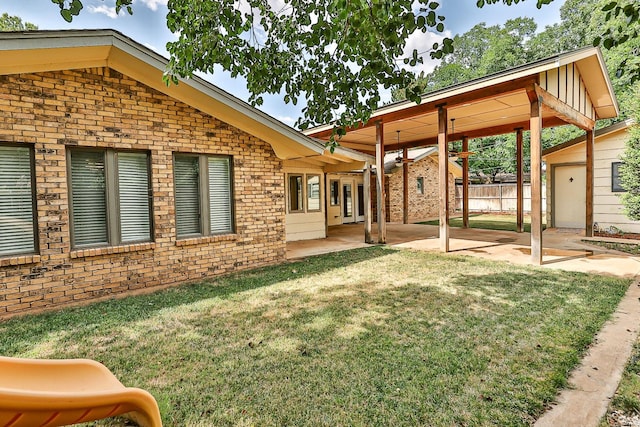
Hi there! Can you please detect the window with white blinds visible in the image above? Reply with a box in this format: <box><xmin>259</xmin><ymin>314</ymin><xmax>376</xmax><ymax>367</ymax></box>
<box><xmin>69</xmin><ymin>149</ymin><xmax>152</xmax><ymax>248</ymax></box>
<box><xmin>174</xmin><ymin>156</ymin><xmax>201</xmax><ymax>236</ymax></box>
<box><xmin>0</xmin><ymin>145</ymin><xmax>36</xmax><ymax>257</ymax></box>
<box><xmin>70</xmin><ymin>151</ymin><xmax>108</xmax><ymax>246</ymax></box>
<box><xmin>174</xmin><ymin>154</ymin><xmax>234</xmax><ymax>239</ymax></box>
<box><xmin>118</xmin><ymin>152</ymin><xmax>152</xmax><ymax>242</ymax></box>
<box><xmin>208</xmin><ymin>157</ymin><xmax>233</xmax><ymax>234</ymax></box>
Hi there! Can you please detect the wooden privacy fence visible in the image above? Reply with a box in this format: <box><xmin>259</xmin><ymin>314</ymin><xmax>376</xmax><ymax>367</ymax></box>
<box><xmin>455</xmin><ymin>183</ymin><xmax>546</xmax><ymax>213</ymax></box>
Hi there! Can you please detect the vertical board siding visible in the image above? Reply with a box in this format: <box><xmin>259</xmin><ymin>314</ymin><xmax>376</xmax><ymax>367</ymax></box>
<box><xmin>539</xmin><ymin>66</ymin><xmax>595</xmax><ymax>120</ymax></box>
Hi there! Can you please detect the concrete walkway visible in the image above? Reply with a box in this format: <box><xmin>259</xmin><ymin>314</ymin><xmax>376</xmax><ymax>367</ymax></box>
<box><xmin>287</xmin><ymin>223</ymin><xmax>640</xmax><ymax>426</ymax></box>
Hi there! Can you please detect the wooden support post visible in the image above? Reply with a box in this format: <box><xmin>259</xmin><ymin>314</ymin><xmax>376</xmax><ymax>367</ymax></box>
<box><xmin>363</xmin><ymin>162</ymin><xmax>373</xmax><ymax>243</ymax></box>
<box><xmin>515</xmin><ymin>128</ymin><xmax>524</xmax><ymax>233</ymax></box>
<box><xmin>462</xmin><ymin>136</ymin><xmax>469</xmax><ymax>229</ymax></box>
<box><xmin>530</xmin><ymin>98</ymin><xmax>543</xmax><ymax>265</ymax></box>
<box><xmin>586</xmin><ymin>128</ymin><xmax>595</xmax><ymax>237</ymax></box>
<box><xmin>375</xmin><ymin>121</ymin><xmax>386</xmax><ymax>244</ymax></box>
<box><xmin>403</xmin><ymin>147</ymin><xmax>409</xmax><ymax>224</ymax></box>
<box><xmin>438</xmin><ymin>106</ymin><xmax>449</xmax><ymax>252</ymax></box>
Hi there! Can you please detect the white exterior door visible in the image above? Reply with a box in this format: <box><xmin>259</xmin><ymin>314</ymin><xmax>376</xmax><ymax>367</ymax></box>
<box><xmin>554</xmin><ymin>165</ymin><xmax>586</xmax><ymax>228</ymax></box>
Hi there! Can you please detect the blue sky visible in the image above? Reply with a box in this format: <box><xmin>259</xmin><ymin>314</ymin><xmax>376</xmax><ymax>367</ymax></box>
<box><xmin>2</xmin><ymin>0</ymin><xmax>565</xmax><ymax>126</ymax></box>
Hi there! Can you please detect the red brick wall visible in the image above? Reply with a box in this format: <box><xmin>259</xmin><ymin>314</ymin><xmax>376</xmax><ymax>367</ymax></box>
<box><xmin>0</xmin><ymin>68</ymin><xmax>285</xmax><ymax>316</ymax></box>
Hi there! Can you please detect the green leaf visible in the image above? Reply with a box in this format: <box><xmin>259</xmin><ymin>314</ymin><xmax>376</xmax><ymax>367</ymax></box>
<box><xmin>602</xmin><ymin>1</ymin><xmax>618</xmax><ymax>11</ymax></box>
<box><xmin>603</xmin><ymin>38</ymin><xmax>614</xmax><ymax>49</ymax></box>
<box><xmin>60</xmin><ymin>9</ymin><xmax>72</xmax><ymax>22</ymax></box>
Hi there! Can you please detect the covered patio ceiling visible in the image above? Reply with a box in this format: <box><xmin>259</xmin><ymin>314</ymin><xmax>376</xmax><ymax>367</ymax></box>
<box><xmin>305</xmin><ymin>47</ymin><xmax>617</xmax><ymax>155</ymax></box>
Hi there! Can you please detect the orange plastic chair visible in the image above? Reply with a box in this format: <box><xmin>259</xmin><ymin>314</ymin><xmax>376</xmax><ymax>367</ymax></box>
<box><xmin>0</xmin><ymin>356</ymin><xmax>162</xmax><ymax>427</ymax></box>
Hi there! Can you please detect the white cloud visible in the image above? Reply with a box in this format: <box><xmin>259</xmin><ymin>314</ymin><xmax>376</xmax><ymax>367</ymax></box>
<box><xmin>276</xmin><ymin>115</ymin><xmax>297</xmax><ymax>126</ymax></box>
<box><xmin>138</xmin><ymin>0</ymin><xmax>168</xmax><ymax>12</ymax></box>
<box><xmin>88</xmin><ymin>4</ymin><xmax>121</xmax><ymax>19</ymax></box>
<box><xmin>400</xmin><ymin>29</ymin><xmax>451</xmax><ymax>76</ymax></box>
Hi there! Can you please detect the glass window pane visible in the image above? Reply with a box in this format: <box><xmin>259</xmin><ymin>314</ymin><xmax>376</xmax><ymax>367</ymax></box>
<box><xmin>174</xmin><ymin>156</ymin><xmax>201</xmax><ymax>236</ymax></box>
<box><xmin>118</xmin><ymin>152</ymin><xmax>151</xmax><ymax>243</ymax></box>
<box><xmin>417</xmin><ymin>177</ymin><xmax>424</xmax><ymax>194</ymax></box>
<box><xmin>307</xmin><ymin>175</ymin><xmax>320</xmax><ymax>211</ymax></box>
<box><xmin>0</xmin><ymin>146</ymin><xmax>35</xmax><ymax>256</ymax></box>
<box><xmin>208</xmin><ymin>156</ymin><xmax>233</xmax><ymax>234</ymax></box>
<box><xmin>330</xmin><ymin>180</ymin><xmax>340</xmax><ymax>206</ymax></box>
<box><xmin>343</xmin><ymin>183</ymin><xmax>352</xmax><ymax>217</ymax></box>
<box><xmin>288</xmin><ymin>175</ymin><xmax>303</xmax><ymax>212</ymax></box>
<box><xmin>612</xmin><ymin>162</ymin><xmax>625</xmax><ymax>192</ymax></box>
<box><xmin>70</xmin><ymin>151</ymin><xmax>108</xmax><ymax>247</ymax></box>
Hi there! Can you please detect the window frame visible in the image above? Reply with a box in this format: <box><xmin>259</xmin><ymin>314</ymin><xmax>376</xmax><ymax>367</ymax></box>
<box><xmin>306</xmin><ymin>174</ymin><xmax>321</xmax><ymax>212</ymax></box>
<box><xmin>287</xmin><ymin>173</ymin><xmax>324</xmax><ymax>214</ymax></box>
<box><xmin>611</xmin><ymin>162</ymin><xmax>625</xmax><ymax>193</ymax></box>
<box><xmin>67</xmin><ymin>148</ymin><xmax>153</xmax><ymax>249</ymax></box>
<box><xmin>417</xmin><ymin>176</ymin><xmax>425</xmax><ymax>195</ymax></box>
<box><xmin>329</xmin><ymin>179</ymin><xmax>340</xmax><ymax>206</ymax></box>
<box><xmin>0</xmin><ymin>142</ymin><xmax>38</xmax><ymax>257</ymax></box>
<box><xmin>173</xmin><ymin>153</ymin><xmax>235</xmax><ymax>239</ymax></box>
<box><xmin>287</xmin><ymin>173</ymin><xmax>305</xmax><ymax>213</ymax></box>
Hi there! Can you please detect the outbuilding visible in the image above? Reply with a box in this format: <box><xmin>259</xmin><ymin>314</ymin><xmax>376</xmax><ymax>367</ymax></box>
<box><xmin>542</xmin><ymin>119</ymin><xmax>639</xmax><ymax>234</ymax></box>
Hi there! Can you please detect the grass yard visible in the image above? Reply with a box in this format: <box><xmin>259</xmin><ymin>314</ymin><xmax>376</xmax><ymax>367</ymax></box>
<box><xmin>0</xmin><ymin>247</ymin><xmax>630</xmax><ymax>427</ymax></box>
<box><xmin>420</xmin><ymin>213</ymin><xmax>546</xmax><ymax>233</ymax></box>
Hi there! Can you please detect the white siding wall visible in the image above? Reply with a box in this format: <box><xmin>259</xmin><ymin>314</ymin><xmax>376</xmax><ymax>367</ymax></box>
<box><xmin>544</xmin><ymin>128</ymin><xmax>640</xmax><ymax>233</ymax></box>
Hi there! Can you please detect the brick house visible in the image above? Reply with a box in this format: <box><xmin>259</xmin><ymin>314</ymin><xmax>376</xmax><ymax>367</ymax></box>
<box><xmin>0</xmin><ymin>30</ymin><xmax>367</xmax><ymax>316</ymax></box>
<box><xmin>326</xmin><ymin>148</ymin><xmax>460</xmax><ymax>225</ymax></box>
<box><xmin>385</xmin><ymin>148</ymin><xmax>461</xmax><ymax>223</ymax></box>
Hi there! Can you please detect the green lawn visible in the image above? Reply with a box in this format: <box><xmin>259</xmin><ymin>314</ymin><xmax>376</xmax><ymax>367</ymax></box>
<box><xmin>420</xmin><ymin>213</ymin><xmax>546</xmax><ymax>233</ymax></box>
<box><xmin>0</xmin><ymin>247</ymin><xmax>629</xmax><ymax>427</ymax></box>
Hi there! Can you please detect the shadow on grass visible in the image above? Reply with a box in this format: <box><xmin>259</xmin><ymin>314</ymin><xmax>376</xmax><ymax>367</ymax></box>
<box><xmin>0</xmin><ymin>246</ymin><xmax>393</xmax><ymax>356</ymax></box>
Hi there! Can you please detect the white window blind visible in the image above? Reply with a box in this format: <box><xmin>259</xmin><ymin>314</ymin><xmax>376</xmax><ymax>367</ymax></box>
<box><xmin>70</xmin><ymin>151</ymin><xmax>108</xmax><ymax>247</ymax></box>
<box><xmin>0</xmin><ymin>146</ymin><xmax>36</xmax><ymax>256</ymax></box>
<box><xmin>174</xmin><ymin>156</ymin><xmax>201</xmax><ymax>236</ymax></box>
<box><xmin>118</xmin><ymin>152</ymin><xmax>151</xmax><ymax>242</ymax></box>
<box><xmin>208</xmin><ymin>157</ymin><xmax>232</xmax><ymax>234</ymax></box>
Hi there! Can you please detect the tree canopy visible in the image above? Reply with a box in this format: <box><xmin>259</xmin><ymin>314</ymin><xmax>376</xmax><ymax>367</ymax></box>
<box><xmin>49</xmin><ymin>0</ymin><xmax>579</xmax><ymax>140</ymax></box>
<box><xmin>392</xmin><ymin>0</ymin><xmax>639</xmax><ymax>179</ymax></box>
<box><xmin>0</xmin><ymin>13</ymin><xmax>38</xmax><ymax>31</ymax></box>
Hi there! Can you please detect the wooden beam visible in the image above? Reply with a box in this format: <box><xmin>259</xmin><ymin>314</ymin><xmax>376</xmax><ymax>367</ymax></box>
<box><xmin>403</xmin><ymin>147</ymin><xmax>409</xmax><ymax>224</ymax></box>
<box><xmin>530</xmin><ymin>97</ymin><xmax>543</xmax><ymax>265</ymax></box>
<box><xmin>384</xmin><ymin>116</ymin><xmax>568</xmax><ymax>152</ymax></box>
<box><xmin>375</xmin><ymin>121</ymin><xmax>386</xmax><ymax>244</ymax></box>
<box><xmin>516</xmin><ymin>128</ymin><xmax>524</xmax><ymax>233</ymax></box>
<box><xmin>438</xmin><ymin>106</ymin><xmax>449</xmax><ymax>252</ymax></box>
<box><xmin>586</xmin><ymin>129</ymin><xmax>595</xmax><ymax>237</ymax></box>
<box><xmin>535</xmin><ymin>84</ymin><xmax>596</xmax><ymax>131</ymax></box>
<box><xmin>363</xmin><ymin>162</ymin><xmax>373</xmax><ymax>243</ymax></box>
<box><xmin>308</xmin><ymin>77</ymin><xmax>539</xmax><ymax>138</ymax></box>
<box><xmin>462</xmin><ymin>136</ymin><xmax>469</xmax><ymax>229</ymax></box>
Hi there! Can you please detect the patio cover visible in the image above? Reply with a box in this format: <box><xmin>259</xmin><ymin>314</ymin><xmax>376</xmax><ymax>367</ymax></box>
<box><xmin>306</xmin><ymin>47</ymin><xmax>619</xmax><ymax>264</ymax></box>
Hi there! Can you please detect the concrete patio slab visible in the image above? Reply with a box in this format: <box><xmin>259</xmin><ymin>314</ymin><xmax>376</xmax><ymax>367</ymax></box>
<box><xmin>287</xmin><ymin>223</ymin><xmax>640</xmax><ymax>279</ymax></box>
